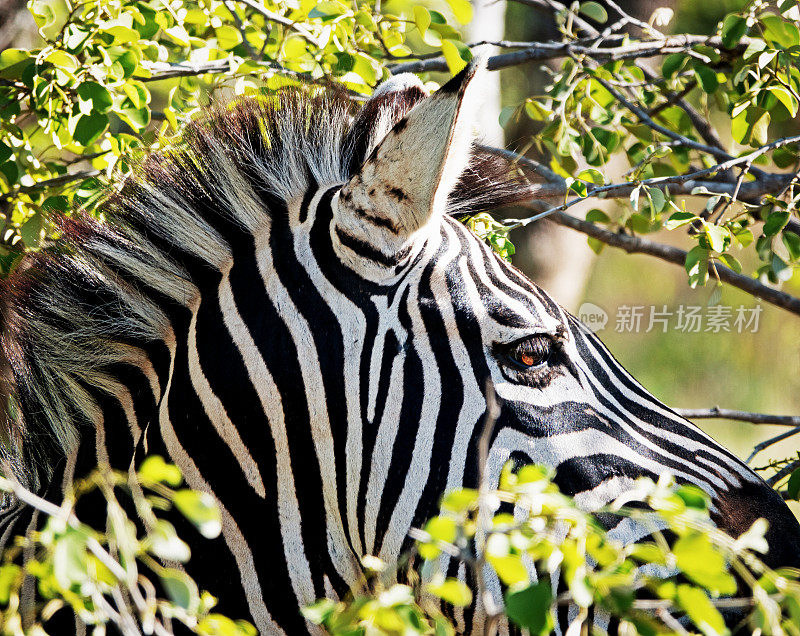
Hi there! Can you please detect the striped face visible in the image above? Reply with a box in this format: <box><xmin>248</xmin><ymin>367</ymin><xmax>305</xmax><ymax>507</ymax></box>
<box><xmin>318</xmin><ymin>60</ymin><xmax>800</xmax><ymax>577</ymax></box>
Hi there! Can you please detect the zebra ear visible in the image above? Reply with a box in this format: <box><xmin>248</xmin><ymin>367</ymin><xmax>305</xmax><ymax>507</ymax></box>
<box><xmin>334</xmin><ymin>58</ymin><xmax>485</xmax><ymax>267</ymax></box>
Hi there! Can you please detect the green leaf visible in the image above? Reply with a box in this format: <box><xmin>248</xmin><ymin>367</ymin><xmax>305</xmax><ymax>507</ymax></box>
<box><xmin>579</xmin><ymin>2</ymin><xmax>607</xmax><ymax>23</ymax></box>
<box><xmin>173</xmin><ymin>489</ymin><xmax>222</xmax><ymax>539</ymax></box>
<box><xmin>149</xmin><ymin>520</ymin><xmax>191</xmax><ymax>562</ymax></box>
<box><xmin>441</xmin><ymin>39</ymin><xmax>471</xmax><ymax>75</ymax></box>
<box><xmin>446</xmin><ymin>0</ymin><xmax>473</xmax><ymax>24</ymax></box>
<box><xmin>117</xmin><ymin>107</ymin><xmax>150</xmax><ymax>131</ymax></box>
<box><xmin>787</xmin><ymin>467</ymin><xmax>800</xmax><ymax>500</ymax></box>
<box><xmin>764</xmin><ymin>211</ymin><xmax>790</xmax><ymax>236</ymax></box>
<box><xmin>413</xmin><ymin>6</ymin><xmax>431</xmax><ymax>37</ymax></box>
<box><xmin>630</xmin><ymin>542</ymin><xmax>666</xmax><ymax>565</ymax></box>
<box><xmin>426</xmin><ymin>578</ymin><xmax>472</xmax><ymax>607</ymax></box>
<box><xmin>692</xmin><ymin>62</ymin><xmax>719</xmax><ymax>93</ymax></box>
<box><xmin>743</xmin><ymin>38</ymin><xmax>767</xmax><ymax>60</ymax></box>
<box><xmin>30</xmin><ymin>0</ymin><xmax>70</xmax><ymax>40</ymax></box>
<box><xmin>309</xmin><ymin>1</ymin><xmax>347</xmax><ymax>20</ymax></box>
<box><xmin>676</xmin><ymin>484</ymin><xmax>710</xmax><ymax>509</ymax></box>
<box><xmin>489</xmin><ymin>554</ymin><xmax>529</xmax><ymax>586</ymax></box>
<box><xmin>0</xmin><ymin>564</ymin><xmax>20</xmax><ymax>605</ymax></box>
<box><xmin>721</xmin><ymin>14</ymin><xmax>748</xmax><ymax>49</ymax></box>
<box><xmin>587</xmin><ymin>237</ymin><xmax>605</xmax><ymax>254</ymax></box>
<box><xmin>53</xmin><ymin>529</ymin><xmax>90</xmax><ymax>589</ymax></box>
<box><xmin>772</xmin><ymin>253</ymin><xmax>793</xmax><ymax>281</ymax></box>
<box><xmin>0</xmin><ymin>48</ymin><xmax>32</xmax><ymax>79</ymax></box>
<box><xmin>676</xmin><ymin>585</ymin><xmax>729</xmax><ymax>636</ymax></box>
<box><xmin>121</xmin><ymin>81</ymin><xmax>149</xmax><ymax>110</ymax></box>
<box><xmin>0</xmin><ymin>141</ymin><xmax>11</xmax><ymax>165</ymax></box>
<box><xmin>718</xmin><ymin>253</ymin><xmax>742</xmax><ymax>273</ymax></box>
<box><xmin>662</xmin><ymin>53</ymin><xmax>687</xmax><ymax>79</ymax></box>
<box><xmin>577</xmin><ymin>168</ymin><xmax>604</xmax><ymax>185</ymax></box>
<box><xmin>43</xmin><ymin>49</ymin><xmax>79</xmax><ymax>73</ymax></box>
<box><xmin>665</xmin><ymin>211</ymin><xmax>697</xmax><ymax>230</ymax></box>
<box><xmin>101</xmin><ymin>22</ymin><xmax>140</xmax><ymax>44</ymax></box>
<box><xmin>734</xmin><ymin>226</ymin><xmax>754</xmax><ymax>247</ymax></box>
<box><xmin>586</xmin><ymin>209</ymin><xmax>610</xmax><ymax>224</ymax></box>
<box><xmin>139</xmin><ymin>455</ymin><xmax>183</xmax><ymax>486</ymax></box>
<box><xmin>761</xmin><ymin>14</ymin><xmax>800</xmax><ymax>48</ymax></box>
<box><xmin>505</xmin><ymin>581</ymin><xmax>553</xmax><ymax>635</ymax></box>
<box><xmin>20</xmin><ymin>213</ymin><xmax>43</xmax><ymax>248</ymax></box>
<box><xmin>685</xmin><ymin>245</ymin><xmax>709</xmax><ymax>287</ymax></box>
<box><xmin>783</xmin><ymin>231</ymin><xmax>800</xmax><ymax>261</ymax></box>
<box><xmin>161</xmin><ymin>568</ymin><xmax>200</xmax><ymax>612</ymax></box>
<box><xmin>704</xmin><ymin>224</ymin><xmax>728</xmax><ymax>252</ymax></box>
<box><xmin>440</xmin><ymin>488</ymin><xmax>478</xmax><ymax>513</ymax></box>
<box><xmin>525</xmin><ymin>101</ymin><xmax>552</xmax><ymax>122</ymax></box>
<box><xmin>674</xmin><ymin>533</ymin><xmax>737</xmax><ymax>595</ymax></box>
<box><xmin>301</xmin><ymin>598</ymin><xmax>337</xmax><ymax>625</ymax></box>
<box><xmin>732</xmin><ymin>107</ymin><xmax>770</xmax><ymax>146</ymax></box>
<box><xmin>73</xmin><ymin>112</ymin><xmax>109</xmax><ymax>147</ymax></box>
<box><xmin>768</xmin><ymin>86</ymin><xmax>798</xmax><ymax>117</ymax></box>
<box><xmin>424</xmin><ymin>516</ymin><xmax>456</xmax><ymax>544</ymax></box>
<box><xmin>216</xmin><ymin>25</ymin><xmax>243</xmax><ymax>50</ymax></box>
<box><xmin>164</xmin><ymin>25</ymin><xmax>191</xmax><ymax>46</ymax></box>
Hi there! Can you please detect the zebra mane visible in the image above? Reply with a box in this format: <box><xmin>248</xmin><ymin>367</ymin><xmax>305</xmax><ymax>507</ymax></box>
<box><xmin>0</xmin><ymin>85</ymin><xmax>535</xmax><ymax>487</ymax></box>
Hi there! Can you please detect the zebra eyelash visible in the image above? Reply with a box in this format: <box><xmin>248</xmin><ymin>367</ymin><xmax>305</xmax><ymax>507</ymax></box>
<box><xmin>494</xmin><ymin>334</ymin><xmax>563</xmax><ymax>388</ymax></box>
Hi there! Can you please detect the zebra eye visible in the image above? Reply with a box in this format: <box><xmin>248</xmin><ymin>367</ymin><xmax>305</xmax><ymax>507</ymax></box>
<box><xmin>504</xmin><ymin>336</ymin><xmax>552</xmax><ymax>370</ymax></box>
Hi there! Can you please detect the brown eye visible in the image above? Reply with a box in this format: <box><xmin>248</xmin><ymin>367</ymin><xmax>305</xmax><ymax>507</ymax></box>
<box><xmin>495</xmin><ymin>335</ymin><xmax>562</xmax><ymax>387</ymax></box>
<box><xmin>507</xmin><ymin>336</ymin><xmax>551</xmax><ymax>370</ymax></box>
<box><xmin>519</xmin><ymin>352</ymin><xmax>537</xmax><ymax>367</ymax></box>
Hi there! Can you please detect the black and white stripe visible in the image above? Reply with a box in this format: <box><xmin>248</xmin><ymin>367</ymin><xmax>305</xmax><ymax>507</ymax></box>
<box><xmin>1</xmin><ymin>60</ymin><xmax>798</xmax><ymax>634</ymax></box>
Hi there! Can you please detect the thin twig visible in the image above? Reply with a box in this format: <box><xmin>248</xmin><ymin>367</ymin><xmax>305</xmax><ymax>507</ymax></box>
<box><xmin>388</xmin><ymin>34</ymin><xmax>750</xmax><ymax>75</ymax></box>
<box><xmin>236</xmin><ymin>0</ymin><xmax>320</xmax><ymax>47</ymax></box>
<box><xmin>224</xmin><ymin>1</ymin><xmax>258</xmax><ymax>59</ymax></box>
<box><xmin>674</xmin><ymin>407</ymin><xmax>800</xmax><ymax>426</ymax></box>
<box><xmin>767</xmin><ymin>459</ymin><xmax>800</xmax><ymax>487</ymax></box>
<box><xmin>746</xmin><ymin>426</ymin><xmax>800</xmax><ymax>464</ymax></box>
<box><xmin>0</xmin><ymin>169</ymin><xmax>100</xmax><ymax>202</ymax></box>
<box><xmin>547</xmin><ymin>211</ymin><xmax>800</xmax><ymax>317</ymax></box>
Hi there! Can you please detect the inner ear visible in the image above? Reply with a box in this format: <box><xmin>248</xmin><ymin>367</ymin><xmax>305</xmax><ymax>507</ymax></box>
<box><xmin>336</xmin><ymin>60</ymin><xmax>486</xmax><ymax>245</ymax></box>
<box><xmin>343</xmin><ymin>76</ymin><xmax>429</xmax><ymax>177</ymax></box>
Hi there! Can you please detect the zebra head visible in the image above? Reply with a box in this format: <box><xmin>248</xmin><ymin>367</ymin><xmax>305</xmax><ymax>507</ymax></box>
<box><xmin>324</xmin><ymin>60</ymin><xmax>800</xmax><ymax>569</ymax></box>
<box><xmin>2</xmin><ymin>56</ymin><xmax>799</xmax><ymax>635</ymax></box>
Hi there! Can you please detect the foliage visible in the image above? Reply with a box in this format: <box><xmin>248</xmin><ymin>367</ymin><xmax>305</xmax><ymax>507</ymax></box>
<box><xmin>306</xmin><ymin>463</ymin><xmax>800</xmax><ymax>636</ymax></box>
<box><xmin>2</xmin><ymin>0</ymin><xmax>800</xmax><ymax>633</ymax></box>
<box><xmin>0</xmin><ymin>457</ymin><xmax>255</xmax><ymax>635</ymax></box>
<box><xmin>506</xmin><ymin>0</ymin><xmax>800</xmax><ymax>292</ymax></box>
<box><xmin>0</xmin><ymin>0</ymin><xmax>473</xmax><ymax>275</ymax></box>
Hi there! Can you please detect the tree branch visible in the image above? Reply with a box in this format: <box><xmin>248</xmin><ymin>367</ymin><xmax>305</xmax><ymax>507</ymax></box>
<box><xmin>674</xmin><ymin>408</ymin><xmax>800</xmax><ymax>427</ymax></box>
<box><xmin>388</xmin><ymin>35</ymin><xmax>750</xmax><ymax>75</ymax></box>
<box><xmin>546</xmin><ymin>210</ymin><xmax>800</xmax><ymax>317</ymax></box>
<box><xmin>746</xmin><ymin>426</ymin><xmax>800</xmax><ymax>464</ymax></box>
<box><xmin>236</xmin><ymin>0</ymin><xmax>320</xmax><ymax>47</ymax></box>
<box><xmin>767</xmin><ymin>459</ymin><xmax>800</xmax><ymax>487</ymax></box>
<box><xmin>0</xmin><ymin>169</ymin><xmax>100</xmax><ymax>201</ymax></box>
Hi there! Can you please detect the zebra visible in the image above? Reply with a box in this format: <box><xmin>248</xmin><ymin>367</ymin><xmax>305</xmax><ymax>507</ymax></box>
<box><xmin>1</xmin><ymin>58</ymin><xmax>799</xmax><ymax>634</ymax></box>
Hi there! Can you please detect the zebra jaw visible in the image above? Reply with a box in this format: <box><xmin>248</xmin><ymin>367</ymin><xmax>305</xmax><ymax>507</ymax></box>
<box><xmin>333</xmin><ymin>58</ymin><xmax>486</xmax><ymax>280</ymax></box>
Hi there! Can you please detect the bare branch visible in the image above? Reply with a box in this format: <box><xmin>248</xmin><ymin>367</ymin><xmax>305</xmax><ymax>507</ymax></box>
<box><xmin>674</xmin><ymin>408</ymin><xmax>800</xmax><ymax>427</ymax></box>
<box><xmin>388</xmin><ymin>35</ymin><xmax>750</xmax><ymax>75</ymax></box>
<box><xmin>546</xmin><ymin>210</ymin><xmax>800</xmax><ymax>317</ymax></box>
<box><xmin>746</xmin><ymin>426</ymin><xmax>800</xmax><ymax>464</ymax></box>
<box><xmin>767</xmin><ymin>459</ymin><xmax>800</xmax><ymax>487</ymax></box>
